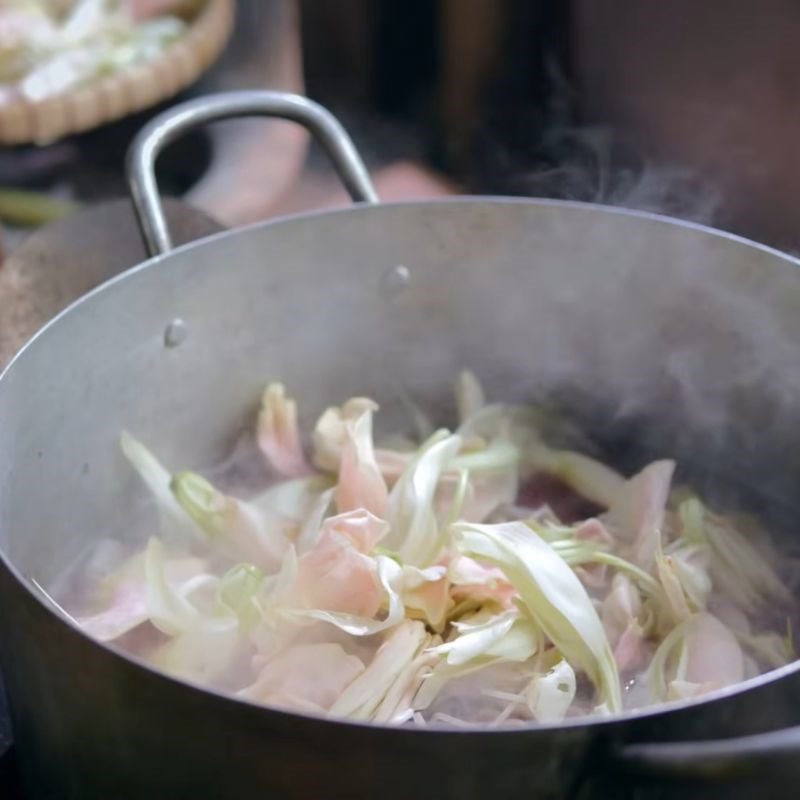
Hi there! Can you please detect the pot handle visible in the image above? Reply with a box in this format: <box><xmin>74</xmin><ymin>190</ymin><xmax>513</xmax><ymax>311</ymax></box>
<box><xmin>126</xmin><ymin>90</ymin><xmax>378</xmax><ymax>257</ymax></box>
<box><xmin>607</xmin><ymin>724</ymin><xmax>800</xmax><ymax>783</ymax></box>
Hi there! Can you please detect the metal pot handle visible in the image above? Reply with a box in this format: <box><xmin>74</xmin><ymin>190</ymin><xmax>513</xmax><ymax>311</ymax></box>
<box><xmin>126</xmin><ymin>90</ymin><xmax>378</xmax><ymax>257</ymax></box>
<box><xmin>608</xmin><ymin>724</ymin><xmax>800</xmax><ymax>783</ymax></box>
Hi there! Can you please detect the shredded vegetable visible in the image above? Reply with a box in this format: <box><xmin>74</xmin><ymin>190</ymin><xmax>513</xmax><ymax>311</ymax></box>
<box><xmin>0</xmin><ymin>1</ymin><xmax>187</xmax><ymax>104</ymax></box>
<box><xmin>65</xmin><ymin>373</ymin><xmax>795</xmax><ymax>727</ymax></box>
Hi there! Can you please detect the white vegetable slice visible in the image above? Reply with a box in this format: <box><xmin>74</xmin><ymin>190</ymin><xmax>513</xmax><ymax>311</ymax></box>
<box><xmin>384</xmin><ymin>430</ymin><xmax>462</xmax><ymax>566</ymax></box>
<box><xmin>329</xmin><ymin>621</ymin><xmax>428</xmax><ymax>720</ymax></box>
<box><xmin>120</xmin><ymin>431</ymin><xmax>203</xmax><ymax>543</ymax></box>
<box><xmin>171</xmin><ymin>471</ymin><xmax>292</xmax><ymax>572</ymax></box>
<box><xmin>526</xmin><ymin>659</ymin><xmax>576</xmax><ymax>722</ymax></box>
<box><xmin>452</xmin><ymin>520</ymin><xmax>622</xmax><ymax>712</ymax></box>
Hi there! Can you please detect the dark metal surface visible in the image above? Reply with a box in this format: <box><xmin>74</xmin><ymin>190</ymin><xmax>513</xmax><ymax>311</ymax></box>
<box><xmin>0</xmin><ymin>675</ymin><xmax>9</xmax><ymax>756</ymax></box>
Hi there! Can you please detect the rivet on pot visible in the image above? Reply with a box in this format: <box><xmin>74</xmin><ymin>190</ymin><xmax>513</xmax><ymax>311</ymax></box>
<box><xmin>163</xmin><ymin>318</ymin><xmax>188</xmax><ymax>348</ymax></box>
<box><xmin>380</xmin><ymin>264</ymin><xmax>410</xmax><ymax>297</ymax></box>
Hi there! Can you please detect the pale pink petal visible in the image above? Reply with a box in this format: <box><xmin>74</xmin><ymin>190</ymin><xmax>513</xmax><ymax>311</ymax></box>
<box><xmin>602</xmin><ymin>573</ymin><xmax>642</xmax><ymax>646</ymax></box>
<box><xmin>607</xmin><ymin>460</ymin><xmax>675</xmax><ymax>569</ymax></box>
<box><xmin>77</xmin><ymin>555</ymin><xmax>207</xmax><ymax>642</ymax></box>
<box><xmin>287</xmin><ymin>515</ymin><xmax>385</xmax><ymax>616</ymax></box>
<box><xmin>400</xmin><ymin>565</ymin><xmax>451</xmax><ymax>630</ymax></box>
<box><xmin>334</xmin><ymin>407</ymin><xmax>389</xmax><ymax>516</ymax></box>
<box><xmin>656</xmin><ymin>552</ymin><xmax>692</xmax><ymax>623</ymax></box>
<box><xmin>575</xmin><ymin>564</ymin><xmax>609</xmax><ymax>590</ymax></box>
<box><xmin>240</xmin><ymin>642</ymin><xmax>365</xmax><ymax>711</ymax></box>
<box><xmin>575</xmin><ymin>518</ymin><xmax>614</xmax><ymax>546</ymax></box>
<box><xmin>613</xmin><ymin>622</ymin><xmax>650</xmax><ymax>673</ymax></box>
<box><xmin>322</xmin><ymin>509</ymin><xmax>389</xmax><ymax>553</ymax></box>
<box><xmin>257</xmin><ymin>383</ymin><xmax>311</xmax><ymax>478</ymax></box>
<box><xmin>448</xmin><ymin>555</ymin><xmax>517</xmax><ymax>609</ymax></box>
<box><xmin>448</xmin><ymin>555</ymin><xmax>507</xmax><ymax>586</ymax></box>
<box><xmin>683</xmin><ymin>613</ymin><xmax>744</xmax><ymax>688</ymax></box>
<box><xmin>312</xmin><ymin>398</ymin><xmax>377</xmax><ymax>471</ymax></box>
<box><xmin>76</xmin><ymin>583</ymin><xmax>148</xmax><ymax>642</ymax></box>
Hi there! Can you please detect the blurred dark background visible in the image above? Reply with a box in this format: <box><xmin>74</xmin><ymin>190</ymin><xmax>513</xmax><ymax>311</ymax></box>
<box><xmin>295</xmin><ymin>0</ymin><xmax>800</xmax><ymax>252</ymax></box>
<box><xmin>4</xmin><ymin>0</ymin><xmax>800</xmax><ymax>251</ymax></box>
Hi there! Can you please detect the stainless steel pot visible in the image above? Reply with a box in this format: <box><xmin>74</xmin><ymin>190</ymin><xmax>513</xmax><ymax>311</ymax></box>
<box><xmin>2</xmin><ymin>91</ymin><xmax>800</xmax><ymax>800</ymax></box>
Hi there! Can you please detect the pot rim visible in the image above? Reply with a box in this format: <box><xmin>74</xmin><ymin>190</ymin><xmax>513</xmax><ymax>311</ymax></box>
<box><xmin>2</xmin><ymin>194</ymin><xmax>799</xmax><ymax>737</ymax></box>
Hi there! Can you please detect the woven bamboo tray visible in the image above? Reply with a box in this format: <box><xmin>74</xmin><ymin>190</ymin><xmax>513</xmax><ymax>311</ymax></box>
<box><xmin>0</xmin><ymin>0</ymin><xmax>234</xmax><ymax>146</ymax></box>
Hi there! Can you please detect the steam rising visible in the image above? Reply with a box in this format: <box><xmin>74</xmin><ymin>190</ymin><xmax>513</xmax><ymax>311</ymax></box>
<box><xmin>516</xmin><ymin>124</ymin><xmax>722</xmax><ymax>226</ymax></box>
<box><xmin>476</xmin><ymin>60</ymin><xmax>722</xmax><ymax>226</ymax></box>
<box><xmin>467</xmin><ymin>61</ymin><xmax>800</xmax><ymax>549</ymax></box>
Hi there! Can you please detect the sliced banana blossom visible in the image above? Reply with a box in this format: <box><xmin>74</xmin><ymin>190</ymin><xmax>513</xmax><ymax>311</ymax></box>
<box><xmin>217</xmin><ymin>563</ymin><xmax>266</xmax><ymax>632</ymax></box>
<box><xmin>76</xmin><ymin>582</ymin><xmax>149</xmax><ymax>642</ymax></box>
<box><xmin>240</xmin><ymin>642</ymin><xmax>366</xmax><ymax>713</ymax></box>
<box><xmin>649</xmin><ymin>612</ymin><xmax>744</xmax><ymax>703</ymax></box>
<box><xmin>75</xmin><ymin>546</ymin><xmax>213</xmax><ymax>642</ymax></box>
<box><xmin>149</xmin><ymin>625</ymin><xmax>246</xmax><ymax>689</ymax></box>
<box><xmin>613</xmin><ymin>621</ymin><xmax>650</xmax><ymax>673</ymax></box>
<box><xmin>384</xmin><ymin>430</ymin><xmax>463</xmax><ymax>566</ymax></box>
<box><xmin>334</xmin><ymin>399</ymin><xmax>389</xmax><ymax>517</ymax></box>
<box><xmin>399</xmin><ymin>564</ymin><xmax>452</xmax><ymax>632</ymax></box>
<box><xmin>654</xmin><ymin>540</ymin><xmax>712</xmax><ymax>630</ymax></box>
<box><xmin>428</xmin><ymin>609</ymin><xmax>537</xmax><ymax>667</ymax></box>
<box><xmin>414</xmin><ymin>613</ymin><xmax>540</xmax><ymax>711</ymax></box>
<box><xmin>120</xmin><ymin>431</ymin><xmax>204</xmax><ymax>544</ymax></box>
<box><xmin>575</xmin><ymin>518</ymin><xmax>615</xmax><ymax>546</ymax></box>
<box><xmin>247</xmin><ymin>471</ymin><xmax>322</xmax><ymax>520</ymax></box>
<box><xmin>144</xmin><ymin>537</ymin><xmax>236</xmax><ymax>637</ymax></box>
<box><xmin>600</xmin><ymin>574</ymin><xmax>651</xmax><ymax>672</ymax></box>
<box><xmin>535</xmin><ymin>449</ymin><xmax>626</xmax><ymax>509</ymax></box>
<box><xmin>735</xmin><ymin>630</ymin><xmax>795</xmax><ymax>671</ymax></box>
<box><xmin>329</xmin><ymin>620</ymin><xmax>429</xmax><ymax>720</ymax></box>
<box><xmin>372</xmin><ymin>648</ymin><xmax>442</xmax><ymax>725</ymax></box>
<box><xmin>286</xmin><ymin>510</ymin><xmax>389</xmax><ymax>618</ymax></box>
<box><xmin>679</xmin><ymin>497</ymin><xmax>791</xmax><ymax>612</ymax></box>
<box><xmin>448</xmin><ymin>555</ymin><xmax>518</xmax><ymax>609</ymax></box>
<box><xmin>526</xmin><ymin>659</ymin><xmax>577</xmax><ymax>722</ymax></box>
<box><xmin>602</xmin><ymin>574</ymin><xmax>642</xmax><ymax>646</ymax></box>
<box><xmin>80</xmin><ymin>371</ymin><xmax>793</xmax><ymax>726</ymax></box>
<box><xmin>668</xmin><ymin>543</ymin><xmax>712</xmax><ymax>611</ymax></box>
<box><xmin>171</xmin><ymin>471</ymin><xmax>291</xmax><ymax>572</ymax></box>
<box><xmin>312</xmin><ymin>397</ymin><xmax>379</xmax><ymax>471</ymax></box>
<box><xmin>455</xmin><ymin>370</ymin><xmax>487</xmax><ymax>424</ymax></box>
<box><xmin>452</xmin><ymin>521</ymin><xmax>622</xmax><ymax>712</ymax></box>
<box><xmin>257</xmin><ymin>383</ymin><xmax>311</xmax><ymax>478</ymax></box>
<box><xmin>607</xmin><ymin>460</ymin><xmax>675</xmax><ymax>570</ymax></box>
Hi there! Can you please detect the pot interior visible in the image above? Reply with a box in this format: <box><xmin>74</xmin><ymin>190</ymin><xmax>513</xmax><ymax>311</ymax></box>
<box><xmin>2</xmin><ymin>198</ymin><xmax>800</xmax><ymax>606</ymax></box>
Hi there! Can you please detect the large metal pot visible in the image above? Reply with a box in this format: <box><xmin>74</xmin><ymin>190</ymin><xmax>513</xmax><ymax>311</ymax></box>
<box><xmin>2</xmin><ymin>92</ymin><xmax>800</xmax><ymax>800</ymax></box>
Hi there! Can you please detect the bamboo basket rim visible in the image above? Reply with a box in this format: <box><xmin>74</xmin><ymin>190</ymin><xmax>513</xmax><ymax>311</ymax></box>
<box><xmin>0</xmin><ymin>0</ymin><xmax>235</xmax><ymax>147</ymax></box>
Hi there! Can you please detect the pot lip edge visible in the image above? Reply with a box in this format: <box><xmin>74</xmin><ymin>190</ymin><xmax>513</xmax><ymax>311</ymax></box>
<box><xmin>4</xmin><ymin>192</ymin><xmax>800</xmax><ymax>390</ymax></box>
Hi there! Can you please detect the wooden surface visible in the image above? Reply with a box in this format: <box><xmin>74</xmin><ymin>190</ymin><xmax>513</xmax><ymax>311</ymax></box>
<box><xmin>0</xmin><ymin>198</ymin><xmax>223</xmax><ymax>369</ymax></box>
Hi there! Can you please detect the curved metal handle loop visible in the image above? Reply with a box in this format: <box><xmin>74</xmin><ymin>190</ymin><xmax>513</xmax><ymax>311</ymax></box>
<box><xmin>126</xmin><ymin>90</ymin><xmax>379</xmax><ymax>257</ymax></box>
